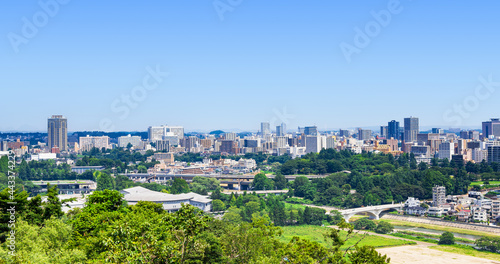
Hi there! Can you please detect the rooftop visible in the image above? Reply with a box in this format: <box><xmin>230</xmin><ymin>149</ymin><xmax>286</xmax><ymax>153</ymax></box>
<box><xmin>120</xmin><ymin>186</ymin><xmax>211</xmax><ymax>204</ymax></box>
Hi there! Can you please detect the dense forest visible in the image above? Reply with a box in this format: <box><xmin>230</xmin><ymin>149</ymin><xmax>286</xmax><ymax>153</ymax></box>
<box><xmin>278</xmin><ymin>149</ymin><xmax>500</xmax><ymax>208</ymax></box>
<box><xmin>0</xmin><ymin>186</ymin><xmax>389</xmax><ymax>263</ymax></box>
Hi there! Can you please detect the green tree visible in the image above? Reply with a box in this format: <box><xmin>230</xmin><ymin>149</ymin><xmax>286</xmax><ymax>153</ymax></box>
<box><xmin>42</xmin><ymin>184</ymin><xmax>63</xmax><ymax>221</ymax></box>
<box><xmin>170</xmin><ymin>178</ymin><xmax>190</xmax><ymax>194</ymax></box>
<box><xmin>273</xmin><ymin>172</ymin><xmax>287</xmax><ymax>190</ymax></box>
<box><xmin>354</xmin><ymin>218</ymin><xmax>376</xmax><ymax>231</ymax></box>
<box><xmin>375</xmin><ymin>221</ymin><xmax>394</xmax><ymax>234</ymax></box>
<box><xmin>212</xmin><ymin>199</ymin><xmax>225</xmax><ymax>211</ymax></box>
<box><xmin>223</xmin><ymin>206</ymin><xmax>242</xmax><ymax>224</ymax></box>
<box><xmin>475</xmin><ymin>237</ymin><xmax>500</xmax><ymax>253</ymax></box>
<box><xmin>95</xmin><ymin>171</ymin><xmax>115</xmax><ymax>191</ymax></box>
<box><xmin>438</xmin><ymin>231</ymin><xmax>455</xmax><ymax>245</ymax></box>
<box><xmin>252</xmin><ymin>173</ymin><xmax>274</xmax><ymax>190</ymax></box>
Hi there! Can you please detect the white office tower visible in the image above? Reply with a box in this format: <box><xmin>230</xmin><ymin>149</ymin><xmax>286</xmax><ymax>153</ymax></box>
<box><xmin>438</xmin><ymin>142</ymin><xmax>454</xmax><ymax>160</ymax></box>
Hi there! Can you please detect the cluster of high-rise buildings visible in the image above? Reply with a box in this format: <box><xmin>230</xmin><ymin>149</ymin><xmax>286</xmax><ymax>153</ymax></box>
<box><xmin>1</xmin><ymin>116</ymin><xmax>500</xmax><ymax>166</ymax></box>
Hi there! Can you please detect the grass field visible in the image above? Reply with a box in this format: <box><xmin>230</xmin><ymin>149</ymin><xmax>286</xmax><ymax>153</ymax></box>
<box><xmin>279</xmin><ymin>225</ymin><xmax>415</xmax><ymax>250</ymax></box>
<box><xmin>430</xmin><ymin>245</ymin><xmax>500</xmax><ymax>262</ymax></box>
<box><xmin>470</xmin><ymin>181</ymin><xmax>500</xmax><ymax>186</ymax></box>
<box><xmin>284</xmin><ymin>203</ymin><xmax>308</xmax><ymax>211</ymax></box>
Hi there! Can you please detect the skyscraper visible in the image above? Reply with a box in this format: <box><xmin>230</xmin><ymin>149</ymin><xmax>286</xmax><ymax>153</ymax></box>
<box><xmin>261</xmin><ymin>122</ymin><xmax>270</xmax><ymax>135</ymax></box>
<box><xmin>304</xmin><ymin>126</ymin><xmax>318</xmax><ymax>136</ymax></box>
<box><xmin>387</xmin><ymin>120</ymin><xmax>400</xmax><ymax>140</ymax></box>
<box><xmin>482</xmin><ymin>118</ymin><xmax>500</xmax><ymax>139</ymax></box>
<box><xmin>380</xmin><ymin>126</ymin><xmax>388</xmax><ymax>138</ymax></box>
<box><xmin>276</xmin><ymin>123</ymin><xmax>286</xmax><ymax>136</ymax></box>
<box><xmin>148</xmin><ymin>125</ymin><xmax>184</xmax><ymax>141</ymax></box>
<box><xmin>47</xmin><ymin>115</ymin><xmax>67</xmax><ymax>151</ymax></box>
<box><xmin>357</xmin><ymin>128</ymin><xmax>372</xmax><ymax>141</ymax></box>
<box><xmin>404</xmin><ymin>117</ymin><xmax>419</xmax><ymax>142</ymax></box>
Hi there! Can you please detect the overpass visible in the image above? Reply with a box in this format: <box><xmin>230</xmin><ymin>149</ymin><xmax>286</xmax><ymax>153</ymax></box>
<box><xmin>124</xmin><ymin>173</ymin><xmax>327</xmax><ymax>190</ymax></box>
<box><xmin>338</xmin><ymin>203</ymin><xmax>403</xmax><ymax>222</ymax></box>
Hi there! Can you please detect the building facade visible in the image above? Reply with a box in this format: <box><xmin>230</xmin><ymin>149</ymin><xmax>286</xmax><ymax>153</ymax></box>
<box><xmin>48</xmin><ymin>115</ymin><xmax>67</xmax><ymax>151</ymax></box>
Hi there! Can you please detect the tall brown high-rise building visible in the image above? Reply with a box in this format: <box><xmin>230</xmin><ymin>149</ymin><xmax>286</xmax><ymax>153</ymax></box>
<box><xmin>48</xmin><ymin>115</ymin><xmax>67</xmax><ymax>151</ymax></box>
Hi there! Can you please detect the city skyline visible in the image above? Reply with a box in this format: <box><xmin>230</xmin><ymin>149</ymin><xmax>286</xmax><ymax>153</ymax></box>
<box><xmin>1</xmin><ymin>1</ymin><xmax>500</xmax><ymax>131</ymax></box>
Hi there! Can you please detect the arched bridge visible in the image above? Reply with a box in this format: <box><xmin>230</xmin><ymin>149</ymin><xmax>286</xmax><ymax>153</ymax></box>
<box><xmin>338</xmin><ymin>203</ymin><xmax>403</xmax><ymax>223</ymax></box>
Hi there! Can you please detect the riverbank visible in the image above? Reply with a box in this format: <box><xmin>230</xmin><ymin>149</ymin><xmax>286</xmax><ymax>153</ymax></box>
<box><xmin>381</xmin><ymin>215</ymin><xmax>500</xmax><ymax>236</ymax></box>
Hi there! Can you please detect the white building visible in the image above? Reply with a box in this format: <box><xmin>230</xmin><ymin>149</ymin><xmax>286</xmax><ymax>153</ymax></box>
<box><xmin>305</xmin><ymin>135</ymin><xmax>326</xmax><ymax>154</ymax></box>
<box><xmin>79</xmin><ymin>135</ymin><xmax>110</xmax><ymax>152</ymax></box>
<box><xmin>118</xmin><ymin>135</ymin><xmax>143</xmax><ymax>148</ymax></box>
<box><xmin>148</xmin><ymin>125</ymin><xmax>184</xmax><ymax>141</ymax></box>
<box><xmin>472</xmin><ymin>209</ymin><xmax>488</xmax><ymax>222</ymax></box>
<box><xmin>432</xmin><ymin>185</ymin><xmax>446</xmax><ymax>207</ymax></box>
<box><xmin>492</xmin><ymin>200</ymin><xmax>500</xmax><ymax>221</ymax></box>
<box><xmin>120</xmin><ymin>186</ymin><xmax>211</xmax><ymax>213</ymax></box>
<box><xmin>31</xmin><ymin>153</ymin><xmax>57</xmax><ymax>161</ymax></box>
<box><xmin>428</xmin><ymin>207</ymin><xmax>444</xmax><ymax>217</ymax></box>
<box><xmin>404</xmin><ymin>197</ymin><xmax>421</xmax><ymax>207</ymax></box>
<box><xmin>438</xmin><ymin>142</ymin><xmax>454</xmax><ymax>160</ymax></box>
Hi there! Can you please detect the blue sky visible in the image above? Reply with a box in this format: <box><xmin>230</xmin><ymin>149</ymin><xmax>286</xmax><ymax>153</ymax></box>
<box><xmin>1</xmin><ymin>1</ymin><xmax>499</xmax><ymax>132</ymax></box>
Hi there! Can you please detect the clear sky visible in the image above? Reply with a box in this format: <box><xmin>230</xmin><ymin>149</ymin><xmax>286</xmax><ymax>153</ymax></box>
<box><xmin>1</xmin><ymin>1</ymin><xmax>499</xmax><ymax>132</ymax></box>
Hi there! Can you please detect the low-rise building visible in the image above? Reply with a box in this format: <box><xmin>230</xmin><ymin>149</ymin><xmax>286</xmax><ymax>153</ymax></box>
<box><xmin>473</xmin><ymin>209</ymin><xmax>488</xmax><ymax>222</ymax></box>
<box><xmin>405</xmin><ymin>206</ymin><xmax>427</xmax><ymax>216</ymax></box>
<box><xmin>120</xmin><ymin>186</ymin><xmax>212</xmax><ymax>213</ymax></box>
<box><xmin>428</xmin><ymin>207</ymin><xmax>445</xmax><ymax>217</ymax></box>
<box><xmin>404</xmin><ymin>197</ymin><xmax>421</xmax><ymax>208</ymax></box>
<box><xmin>457</xmin><ymin>210</ymin><xmax>471</xmax><ymax>222</ymax></box>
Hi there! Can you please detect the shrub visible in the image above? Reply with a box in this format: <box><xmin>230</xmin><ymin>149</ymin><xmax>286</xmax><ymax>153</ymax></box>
<box><xmin>438</xmin><ymin>231</ymin><xmax>455</xmax><ymax>245</ymax></box>
<box><xmin>354</xmin><ymin>218</ymin><xmax>376</xmax><ymax>231</ymax></box>
<box><xmin>375</xmin><ymin>221</ymin><xmax>394</xmax><ymax>234</ymax></box>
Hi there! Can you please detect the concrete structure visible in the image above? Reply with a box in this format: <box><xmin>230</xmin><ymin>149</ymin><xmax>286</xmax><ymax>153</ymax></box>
<box><xmin>473</xmin><ymin>209</ymin><xmax>488</xmax><ymax>222</ymax></box>
<box><xmin>304</xmin><ymin>126</ymin><xmax>318</xmax><ymax>136</ymax></box>
<box><xmin>305</xmin><ymin>135</ymin><xmax>326</xmax><ymax>154</ymax></box>
<box><xmin>148</xmin><ymin>125</ymin><xmax>185</xmax><ymax>141</ymax></box>
<box><xmin>339</xmin><ymin>203</ymin><xmax>403</xmax><ymax>222</ymax></box>
<box><xmin>387</xmin><ymin>120</ymin><xmax>400</xmax><ymax>141</ymax></box>
<box><xmin>405</xmin><ymin>206</ymin><xmax>427</xmax><ymax>216</ymax></box>
<box><xmin>482</xmin><ymin>118</ymin><xmax>500</xmax><ymax>139</ymax></box>
<box><xmin>276</xmin><ymin>123</ymin><xmax>286</xmax><ymax>136</ymax></box>
<box><xmin>357</xmin><ymin>128</ymin><xmax>371</xmax><ymax>141</ymax></box>
<box><xmin>432</xmin><ymin>185</ymin><xmax>446</xmax><ymax>207</ymax></box>
<box><xmin>488</xmin><ymin>145</ymin><xmax>500</xmax><ymax>163</ymax></box>
<box><xmin>31</xmin><ymin>153</ymin><xmax>57</xmax><ymax>161</ymax></box>
<box><xmin>47</xmin><ymin>115</ymin><xmax>67</xmax><ymax>151</ymax></box>
<box><xmin>120</xmin><ymin>186</ymin><xmax>211</xmax><ymax>212</ymax></box>
<box><xmin>428</xmin><ymin>207</ymin><xmax>444</xmax><ymax>217</ymax></box>
<box><xmin>71</xmin><ymin>166</ymin><xmax>105</xmax><ymax>174</ymax></box>
<box><xmin>438</xmin><ymin>142</ymin><xmax>454</xmax><ymax>160</ymax></box>
<box><xmin>492</xmin><ymin>200</ymin><xmax>500</xmax><ymax>221</ymax></box>
<box><xmin>404</xmin><ymin>117</ymin><xmax>419</xmax><ymax>142</ymax></box>
<box><xmin>261</xmin><ymin>122</ymin><xmax>270</xmax><ymax>135</ymax></box>
<box><xmin>79</xmin><ymin>135</ymin><xmax>110</xmax><ymax>152</ymax></box>
<box><xmin>404</xmin><ymin>197</ymin><xmax>421</xmax><ymax>207</ymax></box>
<box><xmin>155</xmin><ymin>140</ymin><xmax>170</xmax><ymax>152</ymax></box>
<box><xmin>32</xmin><ymin>180</ymin><xmax>96</xmax><ymax>194</ymax></box>
<box><xmin>118</xmin><ymin>135</ymin><xmax>143</xmax><ymax>148</ymax></box>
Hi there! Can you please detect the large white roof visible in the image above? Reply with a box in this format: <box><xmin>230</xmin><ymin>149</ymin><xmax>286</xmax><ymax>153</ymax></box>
<box><xmin>120</xmin><ymin>186</ymin><xmax>211</xmax><ymax>204</ymax></box>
